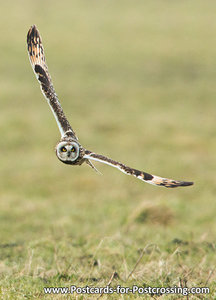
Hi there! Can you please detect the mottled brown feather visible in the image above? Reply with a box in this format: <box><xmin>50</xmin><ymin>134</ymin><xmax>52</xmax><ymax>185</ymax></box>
<box><xmin>84</xmin><ymin>151</ymin><xmax>194</xmax><ymax>188</ymax></box>
<box><xmin>27</xmin><ymin>25</ymin><xmax>77</xmax><ymax>139</ymax></box>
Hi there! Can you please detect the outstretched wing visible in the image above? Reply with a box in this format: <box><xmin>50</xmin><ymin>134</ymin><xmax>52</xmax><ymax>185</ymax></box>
<box><xmin>27</xmin><ymin>25</ymin><xmax>77</xmax><ymax>139</ymax></box>
<box><xmin>84</xmin><ymin>151</ymin><xmax>193</xmax><ymax>188</ymax></box>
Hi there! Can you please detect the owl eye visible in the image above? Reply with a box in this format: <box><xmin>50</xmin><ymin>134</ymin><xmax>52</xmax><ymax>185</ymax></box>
<box><xmin>71</xmin><ymin>146</ymin><xmax>76</xmax><ymax>152</ymax></box>
<box><xmin>61</xmin><ymin>146</ymin><xmax>67</xmax><ymax>152</ymax></box>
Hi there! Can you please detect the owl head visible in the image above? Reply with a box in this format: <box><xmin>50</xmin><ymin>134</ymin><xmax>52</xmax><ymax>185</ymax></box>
<box><xmin>56</xmin><ymin>140</ymin><xmax>84</xmax><ymax>165</ymax></box>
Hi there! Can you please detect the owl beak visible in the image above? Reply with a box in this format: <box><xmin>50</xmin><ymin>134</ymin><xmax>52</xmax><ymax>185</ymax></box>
<box><xmin>67</xmin><ymin>152</ymin><xmax>71</xmax><ymax>158</ymax></box>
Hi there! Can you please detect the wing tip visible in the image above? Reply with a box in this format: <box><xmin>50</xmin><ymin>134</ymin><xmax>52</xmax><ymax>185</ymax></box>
<box><xmin>27</xmin><ymin>24</ymin><xmax>40</xmax><ymax>44</ymax></box>
<box><xmin>166</xmin><ymin>180</ymin><xmax>194</xmax><ymax>188</ymax></box>
<box><xmin>27</xmin><ymin>24</ymin><xmax>44</xmax><ymax>67</ymax></box>
<box><xmin>179</xmin><ymin>181</ymin><xmax>194</xmax><ymax>187</ymax></box>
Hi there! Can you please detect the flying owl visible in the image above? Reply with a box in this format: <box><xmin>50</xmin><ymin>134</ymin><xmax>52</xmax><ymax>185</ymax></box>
<box><xmin>27</xmin><ymin>25</ymin><xmax>193</xmax><ymax>188</ymax></box>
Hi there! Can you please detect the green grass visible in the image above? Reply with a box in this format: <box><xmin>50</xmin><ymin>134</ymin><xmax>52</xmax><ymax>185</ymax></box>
<box><xmin>0</xmin><ymin>0</ymin><xmax>216</xmax><ymax>299</ymax></box>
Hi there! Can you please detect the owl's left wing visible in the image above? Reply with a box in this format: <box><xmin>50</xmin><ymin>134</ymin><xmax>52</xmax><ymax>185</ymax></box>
<box><xmin>84</xmin><ymin>151</ymin><xmax>193</xmax><ymax>188</ymax></box>
<box><xmin>27</xmin><ymin>25</ymin><xmax>77</xmax><ymax>139</ymax></box>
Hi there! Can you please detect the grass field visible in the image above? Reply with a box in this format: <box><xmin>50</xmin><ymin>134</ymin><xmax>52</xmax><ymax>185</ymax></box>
<box><xmin>0</xmin><ymin>1</ymin><xmax>216</xmax><ymax>299</ymax></box>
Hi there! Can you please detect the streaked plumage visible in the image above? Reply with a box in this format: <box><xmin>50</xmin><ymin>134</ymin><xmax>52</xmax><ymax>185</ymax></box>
<box><xmin>27</xmin><ymin>25</ymin><xmax>193</xmax><ymax>188</ymax></box>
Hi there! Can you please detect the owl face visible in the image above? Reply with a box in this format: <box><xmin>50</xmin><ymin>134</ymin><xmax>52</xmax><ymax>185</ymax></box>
<box><xmin>56</xmin><ymin>141</ymin><xmax>80</xmax><ymax>163</ymax></box>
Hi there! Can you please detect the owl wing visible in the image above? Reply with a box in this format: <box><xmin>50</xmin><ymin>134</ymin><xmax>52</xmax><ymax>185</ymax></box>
<box><xmin>27</xmin><ymin>25</ymin><xmax>77</xmax><ymax>139</ymax></box>
<box><xmin>84</xmin><ymin>151</ymin><xmax>193</xmax><ymax>188</ymax></box>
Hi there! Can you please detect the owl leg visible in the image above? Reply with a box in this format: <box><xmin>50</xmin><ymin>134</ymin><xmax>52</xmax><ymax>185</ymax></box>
<box><xmin>86</xmin><ymin>159</ymin><xmax>102</xmax><ymax>175</ymax></box>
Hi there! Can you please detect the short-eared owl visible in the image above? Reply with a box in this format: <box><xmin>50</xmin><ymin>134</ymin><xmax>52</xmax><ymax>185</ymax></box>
<box><xmin>27</xmin><ymin>25</ymin><xmax>193</xmax><ymax>188</ymax></box>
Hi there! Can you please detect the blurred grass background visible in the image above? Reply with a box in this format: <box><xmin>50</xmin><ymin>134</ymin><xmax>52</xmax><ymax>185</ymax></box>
<box><xmin>0</xmin><ymin>0</ymin><xmax>215</xmax><ymax>298</ymax></box>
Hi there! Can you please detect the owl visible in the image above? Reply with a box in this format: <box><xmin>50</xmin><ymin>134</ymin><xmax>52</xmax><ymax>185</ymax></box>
<box><xmin>27</xmin><ymin>25</ymin><xmax>193</xmax><ymax>188</ymax></box>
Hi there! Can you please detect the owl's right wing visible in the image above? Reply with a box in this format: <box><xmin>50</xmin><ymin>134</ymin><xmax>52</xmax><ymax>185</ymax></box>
<box><xmin>27</xmin><ymin>25</ymin><xmax>77</xmax><ymax>139</ymax></box>
<box><xmin>84</xmin><ymin>151</ymin><xmax>194</xmax><ymax>188</ymax></box>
